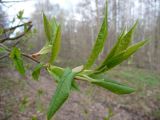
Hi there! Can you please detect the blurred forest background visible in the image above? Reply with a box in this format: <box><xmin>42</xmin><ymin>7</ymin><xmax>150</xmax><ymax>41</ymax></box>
<box><xmin>0</xmin><ymin>0</ymin><xmax>160</xmax><ymax>68</ymax></box>
<box><xmin>0</xmin><ymin>0</ymin><xmax>160</xmax><ymax>120</ymax></box>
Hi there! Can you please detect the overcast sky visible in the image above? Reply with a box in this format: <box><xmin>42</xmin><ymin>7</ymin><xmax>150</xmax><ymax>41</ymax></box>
<box><xmin>3</xmin><ymin>0</ymin><xmax>80</xmax><ymax>19</ymax></box>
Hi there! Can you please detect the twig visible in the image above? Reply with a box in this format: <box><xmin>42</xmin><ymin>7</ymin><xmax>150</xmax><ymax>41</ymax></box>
<box><xmin>0</xmin><ymin>43</ymin><xmax>40</xmax><ymax>63</ymax></box>
<box><xmin>0</xmin><ymin>52</ymin><xmax>40</xmax><ymax>63</ymax></box>
<box><xmin>2</xmin><ymin>21</ymin><xmax>32</xmax><ymax>33</ymax></box>
<box><xmin>0</xmin><ymin>22</ymin><xmax>32</xmax><ymax>43</ymax></box>
<box><xmin>22</xmin><ymin>53</ymin><xmax>40</xmax><ymax>63</ymax></box>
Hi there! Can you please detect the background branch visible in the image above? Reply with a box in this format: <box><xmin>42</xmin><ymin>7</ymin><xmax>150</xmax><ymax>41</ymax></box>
<box><xmin>2</xmin><ymin>21</ymin><xmax>32</xmax><ymax>33</ymax></box>
<box><xmin>0</xmin><ymin>22</ymin><xmax>32</xmax><ymax>43</ymax></box>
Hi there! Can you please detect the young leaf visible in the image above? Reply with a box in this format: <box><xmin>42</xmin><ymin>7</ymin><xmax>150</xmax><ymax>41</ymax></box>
<box><xmin>49</xmin><ymin>25</ymin><xmax>61</xmax><ymax>64</ymax></box>
<box><xmin>32</xmin><ymin>63</ymin><xmax>43</xmax><ymax>81</ymax></box>
<box><xmin>123</xmin><ymin>40</ymin><xmax>148</xmax><ymax>58</ymax></box>
<box><xmin>47</xmin><ymin>68</ymin><xmax>76</xmax><ymax>120</ymax></box>
<box><xmin>89</xmin><ymin>74</ymin><xmax>121</xmax><ymax>84</ymax></box>
<box><xmin>47</xmin><ymin>66</ymin><xmax>80</xmax><ymax>91</ymax></box>
<box><xmin>104</xmin><ymin>28</ymin><xmax>126</xmax><ymax>61</ymax></box>
<box><xmin>71</xmin><ymin>80</ymin><xmax>80</xmax><ymax>91</ymax></box>
<box><xmin>97</xmin><ymin>22</ymin><xmax>138</xmax><ymax>71</ymax></box>
<box><xmin>10</xmin><ymin>47</ymin><xmax>25</xmax><ymax>75</ymax></box>
<box><xmin>114</xmin><ymin>21</ymin><xmax>138</xmax><ymax>54</ymax></box>
<box><xmin>50</xmin><ymin>17</ymin><xmax>58</xmax><ymax>40</ymax></box>
<box><xmin>100</xmin><ymin>51</ymin><xmax>126</xmax><ymax>72</ymax></box>
<box><xmin>80</xmin><ymin>75</ymin><xmax>135</xmax><ymax>94</ymax></box>
<box><xmin>39</xmin><ymin>15</ymin><xmax>58</xmax><ymax>56</ymax></box>
<box><xmin>106</xmin><ymin>40</ymin><xmax>148</xmax><ymax>69</ymax></box>
<box><xmin>47</xmin><ymin>65</ymin><xmax>64</xmax><ymax>82</ymax></box>
<box><xmin>17</xmin><ymin>10</ymin><xmax>24</xmax><ymax>19</ymax></box>
<box><xmin>84</xmin><ymin>1</ymin><xmax>108</xmax><ymax>69</ymax></box>
<box><xmin>37</xmin><ymin>44</ymin><xmax>52</xmax><ymax>55</ymax></box>
<box><xmin>95</xmin><ymin>40</ymin><xmax>148</xmax><ymax>73</ymax></box>
<box><xmin>92</xmin><ymin>79</ymin><xmax>135</xmax><ymax>94</ymax></box>
<box><xmin>43</xmin><ymin>13</ymin><xmax>52</xmax><ymax>43</ymax></box>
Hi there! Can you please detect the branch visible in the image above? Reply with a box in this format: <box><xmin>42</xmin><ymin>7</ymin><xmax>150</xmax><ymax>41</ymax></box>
<box><xmin>22</xmin><ymin>53</ymin><xmax>40</xmax><ymax>63</ymax></box>
<box><xmin>0</xmin><ymin>22</ymin><xmax>32</xmax><ymax>43</ymax></box>
<box><xmin>0</xmin><ymin>52</ymin><xmax>40</xmax><ymax>64</ymax></box>
<box><xmin>2</xmin><ymin>21</ymin><xmax>32</xmax><ymax>33</ymax></box>
<box><xmin>0</xmin><ymin>44</ymin><xmax>40</xmax><ymax>63</ymax></box>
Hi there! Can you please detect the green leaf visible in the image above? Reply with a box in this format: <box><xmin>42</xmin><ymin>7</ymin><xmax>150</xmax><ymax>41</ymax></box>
<box><xmin>43</xmin><ymin>13</ymin><xmax>52</xmax><ymax>43</ymax></box>
<box><xmin>39</xmin><ymin>15</ymin><xmax>58</xmax><ymax>56</ymax></box>
<box><xmin>80</xmin><ymin>75</ymin><xmax>135</xmax><ymax>94</ymax></box>
<box><xmin>89</xmin><ymin>74</ymin><xmax>121</xmax><ymax>84</ymax></box>
<box><xmin>97</xmin><ymin>22</ymin><xmax>138</xmax><ymax>71</ymax></box>
<box><xmin>95</xmin><ymin>40</ymin><xmax>148</xmax><ymax>73</ymax></box>
<box><xmin>106</xmin><ymin>40</ymin><xmax>148</xmax><ymax>69</ymax></box>
<box><xmin>71</xmin><ymin>80</ymin><xmax>80</xmax><ymax>91</ymax></box>
<box><xmin>92</xmin><ymin>79</ymin><xmax>135</xmax><ymax>94</ymax></box>
<box><xmin>37</xmin><ymin>44</ymin><xmax>52</xmax><ymax>55</ymax></box>
<box><xmin>17</xmin><ymin>10</ymin><xmax>24</xmax><ymax>19</ymax></box>
<box><xmin>32</xmin><ymin>63</ymin><xmax>43</xmax><ymax>81</ymax></box>
<box><xmin>114</xmin><ymin>21</ymin><xmax>138</xmax><ymax>55</ymax></box>
<box><xmin>47</xmin><ymin>66</ymin><xmax>80</xmax><ymax>91</ymax></box>
<box><xmin>123</xmin><ymin>40</ymin><xmax>148</xmax><ymax>58</ymax></box>
<box><xmin>84</xmin><ymin>1</ymin><xmax>108</xmax><ymax>69</ymax></box>
<box><xmin>10</xmin><ymin>47</ymin><xmax>25</xmax><ymax>75</ymax></box>
<box><xmin>50</xmin><ymin>17</ymin><xmax>58</xmax><ymax>40</ymax></box>
<box><xmin>47</xmin><ymin>66</ymin><xmax>64</xmax><ymax>82</ymax></box>
<box><xmin>101</xmin><ymin>51</ymin><xmax>126</xmax><ymax>71</ymax></box>
<box><xmin>49</xmin><ymin>25</ymin><xmax>61</xmax><ymax>64</ymax></box>
<box><xmin>104</xmin><ymin>27</ymin><xmax>126</xmax><ymax>61</ymax></box>
<box><xmin>47</xmin><ymin>68</ymin><xmax>76</xmax><ymax>120</ymax></box>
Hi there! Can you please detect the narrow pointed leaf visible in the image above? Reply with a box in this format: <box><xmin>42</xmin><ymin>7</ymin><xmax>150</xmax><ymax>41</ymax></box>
<box><xmin>84</xmin><ymin>1</ymin><xmax>108</xmax><ymax>69</ymax></box>
<box><xmin>47</xmin><ymin>66</ymin><xmax>80</xmax><ymax>90</ymax></box>
<box><xmin>107</xmin><ymin>40</ymin><xmax>148</xmax><ymax>69</ymax></box>
<box><xmin>40</xmin><ymin>15</ymin><xmax>58</xmax><ymax>56</ymax></box>
<box><xmin>71</xmin><ymin>80</ymin><xmax>80</xmax><ymax>91</ymax></box>
<box><xmin>81</xmin><ymin>75</ymin><xmax>135</xmax><ymax>94</ymax></box>
<box><xmin>50</xmin><ymin>17</ymin><xmax>58</xmax><ymax>40</ymax></box>
<box><xmin>38</xmin><ymin>44</ymin><xmax>52</xmax><ymax>55</ymax></box>
<box><xmin>47</xmin><ymin>66</ymin><xmax>64</xmax><ymax>82</ymax></box>
<box><xmin>97</xmin><ymin>22</ymin><xmax>138</xmax><ymax>71</ymax></box>
<box><xmin>49</xmin><ymin>25</ymin><xmax>61</xmax><ymax>64</ymax></box>
<box><xmin>10</xmin><ymin>47</ymin><xmax>25</xmax><ymax>75</ymax></box>
<box><xmin>96</xmin><ymin>40</ymin><xmax>148</xmax><ymax>73</ymax></box>
<box><xmin>96</xmin><ymin>51</ymin><xmax>125</xmax><ymax>74</ymax></box>
<box><xmin>47</xmin><ymin>68</ymin><xmax>76</xmax><ymax>120</ymax></box>
<box><xmin>32</xmin><ymin>63</ymin><xmax>43</xmax><ymax>81</ymax></box>
<box><xmin>17</xmin><ymin>10</ymin><xmax>24</xmax><ymax>19</ymax></box>
<box><xmin>43</xmin><ymin>13</ymin><xmax>52</xmax><ymax>43</ymax></box>
<box><xmin>123</xmin><ymin>40</ymin><xmax>148</xmax><ymax>58</ymax></box>
<box><xmin>115</xmin><ymin>21</ymin><xmax>138</xmax><ymax>54</ymax></box>
<box><xmin>92</xmin><ymin>79</ymin><xmax>135</xmax><ymax>94</ymax></box>
<box><xmin>89</xmin><ymin>74</ymin><xmax>121</xmax><ymax>84</ymax></box>
<box><xmin>103</xmin><ymin>51</ymin><xmax>126</xmax><ymax>71</ymax></box>
<box><xmin>104</xmin><ymin>28</ymin><xmax>126</xmax><ymax>61</ymax></box>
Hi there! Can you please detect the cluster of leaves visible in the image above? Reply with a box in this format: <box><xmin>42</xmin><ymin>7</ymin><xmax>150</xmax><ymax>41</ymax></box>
<box><xmin>0</xmin><ymin>1</ymin><xmax>148</xmax><ymax>120</ymax></box>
